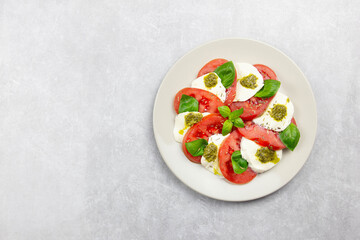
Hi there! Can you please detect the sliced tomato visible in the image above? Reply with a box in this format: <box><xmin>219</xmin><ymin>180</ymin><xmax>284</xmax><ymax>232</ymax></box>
<box><xmin>224</xmin><ymin>79</ymin><xmax>237</xmax><ymax>106</ymax></box>
<box><xmin>228</xmin><ymin>64</ymin><xmax>278</xmax><ymax>120</ymax></box>
<box><xmin>174</xmin><ymin>88</ymin><xmax>225</xmax><ymax>114</ymax></box>
<box><xmin>253</xmin><ymin>64</ymin><xmax>278</xmax><ymax>80</ymax></box>
<box><xmin>197</xmin><ymin>58</ymin><xmax>237</xmax><ymax>105</ymax></box>
<box><xmin>182</xmin><ymin>114</ymin><xmax>226</xmax><ymax>163</ymax></box>
<box><xmin>229</xmin><ymin>96</ymin><xmax>275</xmax><ymax>121</ymax></box>
<box><xmin>238</xmin><ymin>118</ymin><xmax>297</xmax><ymax>151</ymax></box>
<box><xmin>197</xmin><ymin>59</ymin><xmax>228</xmax><ymax>77</ymax></box>
<box><xmin>238</xmin><ymin>121</ymin><xmax>285</xmax><ymax>150</ymax></box>
<box><xmin>218</xmin><ymin>129</ymin><xmax>257</xmax><ymax>184</ymax></box>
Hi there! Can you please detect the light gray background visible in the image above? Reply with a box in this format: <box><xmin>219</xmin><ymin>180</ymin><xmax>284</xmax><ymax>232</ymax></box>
<box><xmin>0</xmin><ymin>1</ymin><xmax>359</xmax><ymax>239</ymax></box>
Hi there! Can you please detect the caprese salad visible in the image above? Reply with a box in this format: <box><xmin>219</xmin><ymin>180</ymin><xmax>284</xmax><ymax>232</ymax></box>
<box><xmin>173</xmin><ymin>59</ymin><xmax>300</xmax><ymax>184</ymax></box>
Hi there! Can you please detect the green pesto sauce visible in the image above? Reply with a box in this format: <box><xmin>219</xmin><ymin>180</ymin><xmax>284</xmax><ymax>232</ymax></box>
<box><xmin>204</xmin><ymin>73</ymin><xmax>218</xmax><ymax>88</ymax></box>
<box><xmin>255</xmin><ymin>147</ymin><xmax>280</xmax><ymax>164</ymax></box>
<box><xmin>213</xmin><ymin>167</ymin><xmax>221</xmax><ymax>176</ymax></box>
<box><xmin>203</xmin><ymin>143</ymin><xmax>217</xmax><ymax>162</ymax></box>
<box><xmin>270</xmin><ymin>104</ymin><xmax>287</xmax><ymax>121</ymax></box>
<box><xmin>239</xmin><ymin>74</ymin><xmax>258</xmax><ymax>89</ymax></box>
<box><xmin>184</xmin><ymin>112</ymin><xmax>203</xmax><ymax>127</ymax></box>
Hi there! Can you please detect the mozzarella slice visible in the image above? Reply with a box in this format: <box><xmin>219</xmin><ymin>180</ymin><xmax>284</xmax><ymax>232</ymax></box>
<box><xmin>201</xmin><ymin>133</ymin><xmax>229</xmax><ymax>177</ymax></box>
<box><xmin>173</xmin><ymin>112</ymin><xmax>210</xmax><ymax>142</ymax></box>
<box><xmin>240</xmin><ymin>137</ymin><xmax>282</xmax><ymax>173</ymax></box>
<box><xmin>191</xmin><ymin>72</ymin><xmax>226</xmax><ymax>102</ymax></box>
<box><xmin>253</xmin><ymin>92</ymin><xmax>294</xmax><ymax>132</ymax></box>
<box><xmin>233</xmin><ymin>63</ymin><xmax>264</xmax><ymax>102</ymax></box>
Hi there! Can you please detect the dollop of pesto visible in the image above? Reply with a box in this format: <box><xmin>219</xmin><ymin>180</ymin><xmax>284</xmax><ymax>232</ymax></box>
<box><xmin>184</xmin><ymin>112</ymin><xmax>203</xmax><ymax>127</ymax></box>
<box><xmin>203</xmin><ymin>143</ymin><xmax>217</xmax><ymax>162</ymax></box>
<box><xmin>204</xmin><ymin>73</ymin><xmax>218</xmax><ymax>88</ymax></box>
<box><xmin>239</xmin><ymin>74</ymin><xmax>258</xmax><ymax>89</ymax></box>
<box><xmin>255</xmin><ymin>147</ymin><xmax>280</xmax><ymax>164</ymax></box>
<box><xmin>270</xmin><ymin>104</ymin><xmax>287</xmax><ymax>121</ymax></box>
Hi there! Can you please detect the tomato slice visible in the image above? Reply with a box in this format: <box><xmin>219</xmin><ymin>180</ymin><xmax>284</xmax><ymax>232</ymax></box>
<box><xmin>197</xmin><ymin>58</ymin><xmax>237</xmax><ymax>105</ymax></box>
<box><xmin>224</xmin><ymin>80</ymin><xmax>237</xmax><ymax>106</ymax></box>
<box><xmin>197</xmin><ymin>59</ymin><xmax>228</xmax><ymax>77</ymax></box>
<box><xmin>238</xmin><ymin>118</ymin><xmax>297</xmax><ymax>151</ymax></box>
<box><xmin>174</xmin><ymin>88</ymin><xmax>225</xmax><ymax>114</ymax></box>
<box><xmin>218</xmin><ymin>129</ymin><xmax>257</xmax><ymax>184</ymax></box>
<box><xmin>253</xmin><ymin>64</ymin><xmax>278</xmax><ymax>80</ymax></box>
<box><xmin>228</xmin><ymin>64</ymin><xmax>278</xmax><ymax>120</ymax></box>
<box><xmin>182</xmin><ymin>114</ymin><xmax>226</xmax><ymax>163</ymax></box>
<box><xmin>229</xmin><ymin>96</ymin><xmax>275</xmax><ymax>121</ymax></box>
<box><xmin>238</xmin><ymin>121</ymin><xmax>285</xmax><ymax>150</ymax></box>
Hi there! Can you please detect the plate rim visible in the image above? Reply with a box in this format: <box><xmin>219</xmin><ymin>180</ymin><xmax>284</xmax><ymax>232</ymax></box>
<box><xmin>153</xmin><ymin>37</ymin><xmax>317</xmax><ymax>202</ymax></box>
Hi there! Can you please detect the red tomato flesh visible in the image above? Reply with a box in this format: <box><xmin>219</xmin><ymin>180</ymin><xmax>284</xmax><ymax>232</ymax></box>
<box><xmin>253</xmin><ymin>64</ymin><xmax>278</xmax><ymax>80</ymax></box>
<box><xmin>197</xmin><ymin>59</ymin><xmax>228</xmax><ymax>77</ymax></box>
<box><xmin>218</xmin><ymin>129</ymin><xmax>257</xmax><ymax>184</ymax></box>
<box><xmin>238</xmin><ymin>118</ymin><xmax>297</xmax><ymax>151</ymax></box>
<box><xmin>197</xmin><ymin>58</ymin><xmax>237</xmax><ymax>105</ymax></box>
<box><xmin>182</xmin><ymin>114</ymin><xmax>226</xmax><ymax>163</ymax></box>
<box><xmin>228</xmin><ymin>64</ymin><xmax>278</xmax><ymax>120</ymax></box>
<box><xmin>229</xmin><ymin>96</ymin><xmax>275</xmax><ymax>121</ymax></box>
<box><xmin>174</xmin><ymin>88</ymin><xmax>225</xmax><ymax>114</ymax></box>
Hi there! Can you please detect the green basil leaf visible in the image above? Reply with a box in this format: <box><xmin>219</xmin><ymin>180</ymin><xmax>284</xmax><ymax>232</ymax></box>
<box><xmin>178</xmin><ymin>94</ymin><xmax>199</xmax><ymax>113</ymax></box>
<box><xmin>229</xmin><ymin>108</ymin><xmax>244</xmax><ymax>121</ymax></box>
<box><xmin>254</xmin><ymin>79</ymin><xmax>281</xmax><ymax>98</ymax></box>
<box><xmin>185</xmin><ymin>139</ymin><xmax>208</xmax><ymax>157</ymax></box>
<box><xmin>279</xmin><ymin>123</ymin><xmax>300</xmax><ymax>151</ymax></box>
<box><xmin>222</xmin><ymin>120</ymin><xmax>233</xmax><ymax>136</ymax></box>
<box><xmin>233</xmin><ymin>118</ymin><xmax>244</xmax><ymax>128</ymax></box>
<box><xmin>214</xmin><ymin>61</ymin><xmax>236</xmax><ymax>89</ymax></box>
<box><xmin>218</xmin><ymin>106</ymin><xmax>231</xmax><ymax>118</ymax></box>
<box><xmin>231</xmin><ymin>151</ymin><xmax>248</xmax><ymax>174</ymax></box>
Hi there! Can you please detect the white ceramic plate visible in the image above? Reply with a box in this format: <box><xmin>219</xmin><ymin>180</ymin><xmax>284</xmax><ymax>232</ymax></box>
<box><xmin>153</xmin><ymin>38</ymin><xmax>317</xmax><ymax>201</ymax></box>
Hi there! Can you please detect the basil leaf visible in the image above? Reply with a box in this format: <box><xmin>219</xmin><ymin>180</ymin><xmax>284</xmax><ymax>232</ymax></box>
<box><xmin>222</xmin><ymin>120</ymin><xmax>233</xmax><ymax>136</ymax></box>
<box><xmin>254</xmin><ymin>79</ymin><xmax>281</xmax><ymax>98</ymax></box>
<box><xmin>233</xmin><ymin>118</ymin><xmax>244</xmax><ymax>128</ymax></box>
<box><xmin>178</xmin><ymin>94</ymin><xmax>199</xmax><ymax>113</ymax></box>
<box><xmin>229</xmin><ymin>108</ymin><xmax>244</xmax><ymax>121</ymax></box>
<box><xmin>218</xmin><ymin>106</ymin><xmax>231</xmax><ymax>118</ymax></box>
<box><xmin>279</xmin><ymin>123</ymin><xmax>300</xmax><ymax>151</ymax></box>
<box><xmin>185</xmin><ymin>139</ymin><xmax>208</xmax><ymax>157</ymax></box>
<box><xmin>214</xmin><ymin>61</ymin><xmax>236</xmax><ymax>89</ymax></box>
<box><xmin>231</xmin><ymin>151</ymin><xmax>248</xmax><ymax>174</ymax></box>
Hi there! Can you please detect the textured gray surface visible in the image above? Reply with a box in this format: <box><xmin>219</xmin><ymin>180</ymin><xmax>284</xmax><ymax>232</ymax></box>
<box><xmin>0</xmin><ymin>1</ymin><xmax>359</xmax><ymax>239</ymax></box>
